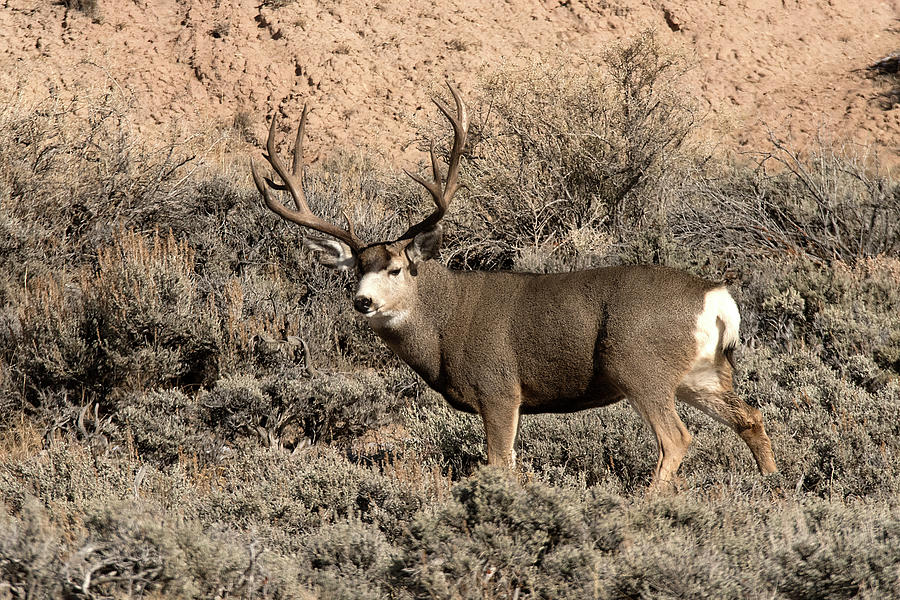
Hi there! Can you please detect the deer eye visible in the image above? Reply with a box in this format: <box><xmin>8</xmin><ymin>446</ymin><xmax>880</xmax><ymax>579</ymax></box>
<box><xmin>388</xmin><ymin>268</ymin><xmax>401</xmax><ymax>276</ymax></box>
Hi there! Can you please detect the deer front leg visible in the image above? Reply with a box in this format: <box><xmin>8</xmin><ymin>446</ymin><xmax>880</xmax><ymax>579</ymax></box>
<box><xmin>480</xmin><ymin>399</ymin><xmax>521</xmax><ymax>469</ymax></box>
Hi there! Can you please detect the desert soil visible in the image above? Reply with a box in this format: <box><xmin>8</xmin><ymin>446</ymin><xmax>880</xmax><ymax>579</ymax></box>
<box><xmin>1</xmin><ymin>0</ymin><xmax>898</xmax><ymax>166</ymax></box>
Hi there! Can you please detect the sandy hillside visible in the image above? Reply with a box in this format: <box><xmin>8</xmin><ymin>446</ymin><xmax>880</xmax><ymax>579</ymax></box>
<box><xmin>1</xmin><ymin>0</ymin><xmax>898</xmax><ymax>166</ymax></box>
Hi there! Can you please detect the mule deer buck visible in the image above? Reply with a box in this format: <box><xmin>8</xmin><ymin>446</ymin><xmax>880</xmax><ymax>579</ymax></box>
<box><xmin>250</xmin><ymin>84</ymin><xmax>777</xmax><ymax>489</ymax></box>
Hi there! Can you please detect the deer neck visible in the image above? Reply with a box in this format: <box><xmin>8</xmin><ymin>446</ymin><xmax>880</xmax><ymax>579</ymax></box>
<box><xmin>367</xmin><ymin>260</ymin><xmax>461</xmax><ymax>387</ymax></box>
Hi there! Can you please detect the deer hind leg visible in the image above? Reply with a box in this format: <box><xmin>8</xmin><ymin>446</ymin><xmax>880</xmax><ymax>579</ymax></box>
<box><xmin>480</xmin><ymin>400</ymin><xmax>521</xmax><ymax>469</ymax></box>
<box><xmin>676</xmin><ymin>363</ymin><xmax>777</xmax><ymax>474</ymax></box>
<box><xmin>627</xmin><ymin>392</ymin><xmax>693</xmax><ymax>490</ymax></box>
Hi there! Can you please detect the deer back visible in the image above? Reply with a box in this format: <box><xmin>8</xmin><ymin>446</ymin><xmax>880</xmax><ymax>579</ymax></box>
<box><xmin>372</xmin><ymin>261</ymin><xmax>719</xmax><ymax>414</ymax></box>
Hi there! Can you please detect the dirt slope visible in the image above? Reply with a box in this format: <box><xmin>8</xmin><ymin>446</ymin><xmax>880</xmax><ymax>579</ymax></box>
<box><xmin>1</xmin><ymin>0</ymin><xmax>897</xmax><ymax>165</ymax></box>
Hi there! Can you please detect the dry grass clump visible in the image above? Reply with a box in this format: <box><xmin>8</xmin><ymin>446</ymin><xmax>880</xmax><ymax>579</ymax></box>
<box><xmin>1</xmin><ymin>31</ymin><xmax>900</xmax><ymax>599</ymax></box>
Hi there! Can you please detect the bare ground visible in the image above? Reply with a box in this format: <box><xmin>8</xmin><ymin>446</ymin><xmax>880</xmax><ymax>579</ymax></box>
<box><xmin>1</xmin><ymin>0</ymin><xmax>898</xmax><ymax>166</ymax></box>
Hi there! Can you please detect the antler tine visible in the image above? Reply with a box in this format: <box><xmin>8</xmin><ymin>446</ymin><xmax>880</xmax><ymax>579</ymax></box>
<box><xmin>263</xmin><ymin>109</ymin><xmax>311</xmax><ymax>213</ymax></box>
<box><xmin>432</xmin><ymin>83</ymin><xmax>468</xmax><ymax>200</ymax></box>
<box><xmin>292</xmin><ymin>105</ymin><xmax>308</xmax><ymax>178</ymax></box>
<box><xmin>404</xmin><ymin>143</ymin><xmax>444</xmax><ymax>203</ymax></box>
<box><xmin>400</xmin><ymin>82</ymin><xmax>469</xmax><ymax>240</ymax></box>
<box><xmin>252</xmin><ymin>108</ymin><xmax>363</xmax><ymax>252</ymax></box>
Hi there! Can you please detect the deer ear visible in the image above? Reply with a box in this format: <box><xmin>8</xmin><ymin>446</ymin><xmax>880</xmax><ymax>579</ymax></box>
<box><xmin>405</xmin><ymin>226</ymin><xmax>443</xmax><ymax>266</ymax></box>
<box><xmin>304</xmin><ymin>236</ymin><xmax>357</xmax><ymax>271</ymax></box>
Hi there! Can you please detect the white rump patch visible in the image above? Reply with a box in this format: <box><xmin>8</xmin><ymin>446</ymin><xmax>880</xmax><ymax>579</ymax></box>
<box><xmin>693</xmin><ymin>287</ymin><xmax>741</xmax><ymax>363</ymax></box>
<box><xmin>679</xmin><ymin>287</ymin><xmax>741</xmax><ymax>402</ymax></box>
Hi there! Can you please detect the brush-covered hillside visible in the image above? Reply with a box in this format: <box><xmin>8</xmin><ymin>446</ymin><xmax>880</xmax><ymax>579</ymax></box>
<box><xmin>1</xmin><ymin>2</ymin><xmax>899</xmax><ymax>598</ymax></box>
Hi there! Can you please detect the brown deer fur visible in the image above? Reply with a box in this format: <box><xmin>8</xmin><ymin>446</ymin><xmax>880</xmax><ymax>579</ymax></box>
<box><xmin>357</xmin><ymin>245</ymin><xmax>777</xmax><ymax>484</ymax></box>
<box><xmin>251</xmin><ymin>84</ymin><xmax>777</xmax><ymax>489</ymax></box>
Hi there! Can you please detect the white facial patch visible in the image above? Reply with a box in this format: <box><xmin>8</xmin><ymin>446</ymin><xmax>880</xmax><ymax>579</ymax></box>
<box><xmin>356</xmin><ymin>272</ymin><xmax>389</xmax><ymax>312</ymax></box>
<box><xmin>355</xmin><ymin>260</ymin><xmax>412</xmax><ymax>326</ymax></box>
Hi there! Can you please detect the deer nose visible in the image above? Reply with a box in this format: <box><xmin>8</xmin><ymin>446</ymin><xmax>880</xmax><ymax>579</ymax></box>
<box><xmin>353</xmin><ymin>296</ymin><xmax>373</xmax><ymax>314</ymax></box>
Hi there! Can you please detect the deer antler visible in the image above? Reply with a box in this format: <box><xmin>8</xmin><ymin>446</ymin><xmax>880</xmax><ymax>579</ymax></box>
<box><xmin>251</xmin><ymin>105</ymin><xmax>363</xmax><ymax>252</ymax></box>
<box><xmin>399</xmin><ymin>83</ymin><xmax>469</xmax><ymax>240</ymax></box>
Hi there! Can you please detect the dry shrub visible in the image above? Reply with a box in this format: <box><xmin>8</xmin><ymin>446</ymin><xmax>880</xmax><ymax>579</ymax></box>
<box><xmin>0</xmin><ymin>496</ymin><xmax>314</xmax><ymax>599</ymax></box>
<box><xmin>518</xmin><ymin>404</ymin><xmax>654</xmax><ymax>492</ymax></box>
<box><xmin>395</xmin><ymin>468</ymin><xmax>599</xmax><ymax>599</ymax></box>
<box><xmin>60</xmin><ymin>504</ymin><xmax>314</xmax><ymax>599</ymax></box>
<box><xmin>2</xmin><ymin>228</ymin><xmax>222</xmax><ymax>408</ymax></box>
<box><xmin>2</xmin><ymin>34</ymin><xmax>900</xmax><ymax>600</ymax></box>
<box><xmin>301</xmin><ymin>520</ymin><xmax>398</xmax><ymax>600</ymax></box>
<box><xmin>868</xmin><ymin>51</ymin><xmax>900</xmax><ymax>110</ymax></box>
<box><xmin>116</xmin><ymin>388</ymin><xmax>223</xmax><ymax>467</ymax></box>
<box><xmin>0</xmin><ymin>496</ymin><xmax>62</xmax><ymax>598</ymax></box>
<box><xmin>737</xmin><ymin>347</ymin><xmax>900</xmax><ymax>498</ymax></box>
<box><xmin>0</xmin><ymin>89</ymin><xmax>406</xmax><ymax>441</ymax></box>
<box><xmin>0</xmin><ymin>90</ymin><xmax>197</xmax><ymax>278</ymax></box>
<box><xmin>63</xmin><ymin>0</ymin><xmax>101</xmax><ymax>20</ymax></box>
<box><xmin>676</xmin><ymin>140</ymin><xmax>900</xmax><ymax>266</ymax></box>
<box><xmin>766</xmin><ymin>501</ymin><xmax>900</xmax><ymax>600</ymax></box>
<box><xmin>3</xmin><ymin>273</ymin><xmax>92</xmax><ymax>402</ymax></box>
<box><xmin>433</xmin><ymin>30</ymin><xmax>702</xmax><ymax>270</ymax></box>
<box><xmin>402</xmin><ymin>397</ymin><xmax>487</xmax><ymax>478</ymax></box>
<box><xmin>86</xmin><ymin>228</ymin><xmax>222</xmax><ymax>391</ymax></box>
<box><xmin>201</xmin><ymin>368</ymin><xmax>406</xmax><ymax>451</ymax></box>
<box><xmin>736</xmin><ymin>256</ymin><xmax>900</xmax><ymax>373</ymax></box>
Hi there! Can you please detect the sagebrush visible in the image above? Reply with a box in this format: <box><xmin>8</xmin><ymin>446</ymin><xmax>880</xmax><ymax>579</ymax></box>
<box><xmin>2</xmin><ymin>31</ymin><xmax>899</xmax><ymax>599</ymax></box>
